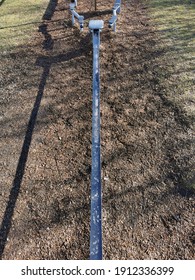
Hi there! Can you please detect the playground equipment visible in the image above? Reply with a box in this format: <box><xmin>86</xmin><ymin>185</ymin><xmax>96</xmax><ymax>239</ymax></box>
<box><xmin>68</xmin><ymin>1</ymin><xmax>122</xmax><ymax>260</ymax></box>
<box><xmin>69</xmin><ymin>1</ymin><xmax>84</xmax><ymax>31</ymax></box>
<box><xmin>89</xmin><ymin>19</ymin><xmax>104</xmax><ymax>260</ymax></box>
<box><xmin>109</xmin><ymin>0</ymin><xmax>121</xmax><ymax>31</ymax></box>
<box><xmin>69</xmin><ymin>1</ymin><xmax>121</xmax><ymax>32</ymax></box>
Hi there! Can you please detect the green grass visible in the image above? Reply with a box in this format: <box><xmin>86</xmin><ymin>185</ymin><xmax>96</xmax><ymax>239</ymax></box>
<box><xmin>148</xmin><ymin>0</ymin><xmax>195</xmax><ymax>115</ymax></box>
<box><xmin>0</xmin><ymin>0</ymin><xmax>48</xmax><ymax>50</ymax></box>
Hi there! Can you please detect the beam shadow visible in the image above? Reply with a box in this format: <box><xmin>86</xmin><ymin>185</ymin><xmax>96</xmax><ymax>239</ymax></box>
<box><xmin>0</xmin><ymin>0</ymin><xmax>6</xmax><ymax>7</ymax></box>
<box><xmin>39</xmin><ymin>23</ymin><xmax>54</xmax><ymax>50</ymax></box>
<box><xmin>81</xmin><ymin>9</ymin><xmax>112</xmax><ymax>20</ymax></box>
<box><xmin>0</xmin><ymin>30</ymin><xmax>92</xmax><ymax>257</ymax></box>
<box><xmin>0</xmin><ymin>0</ymin><xmax>60</xmax><ymax>258</ymax></box>
<box><xmin>0</xmin><ymin>65</ymin><xmax>50</xmax><ymax>258</ymax></box>
<box><xmin>42</xmin><ymin>0</ymin><xmax>58</xmax><ymax>21</ymax></box>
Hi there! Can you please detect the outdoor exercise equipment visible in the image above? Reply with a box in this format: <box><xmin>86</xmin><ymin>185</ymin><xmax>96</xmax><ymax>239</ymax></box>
<box><xmin>68</xmin><ymin>0</ymin><xmax>122</xmax><ymax>260</ymax></box>
<box><xmin>89</xmin><ymin>19</ymin><xmax>104</xmax><ymax>260</ymax></box>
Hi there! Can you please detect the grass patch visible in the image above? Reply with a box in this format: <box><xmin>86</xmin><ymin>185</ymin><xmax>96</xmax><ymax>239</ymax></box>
<box><xmin>0</xmin><ymin>0</ymin><xmax>48</xmax><ymax>50</ymax></box>
<box><xmin>148</xmin><ymin>0</ymin><xmax>195</xmax><ymax>116</ymax></box>
<box><xmin>148</xmin><ymin>0</ymin><xmax>195</xmax><ymax>192</ymax></box>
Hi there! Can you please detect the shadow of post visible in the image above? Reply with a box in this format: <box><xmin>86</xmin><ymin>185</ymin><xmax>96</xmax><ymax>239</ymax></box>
<box><xmin>39</xmin><ymin>24</ymin><xmax>54</xmax><ymax>50</ymax></box>
<box><xmin>0</xmin><ymin>0</ymin><xmax>6</xmax><ymax>7</ymax></box>
<box><xmin>0</xmin><ymin>29</ymin><xmax>91</xmax><ymax>256</ymax></box>
<box><xmin>0</xmin><ymin>0</ymin><xmax>60</xmax><ymax>259</ymax></box>
<box><xmin>0</xmin><ymin>65</ymin><xmax>50</xmax><ymax>259</ymax></box>
<box><xmin>42</xmin><ymin>0</ymin><xmax>58</xmax><ymax>20</ymax></box>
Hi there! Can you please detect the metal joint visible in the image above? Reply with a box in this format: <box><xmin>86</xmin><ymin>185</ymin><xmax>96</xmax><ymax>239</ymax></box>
<box><xmin>108</xmin><ymin>0</ymin><xmax>121</xmax><ymax>32</ymax></box>
<box><xmin>69</xmin><ymin>2</ymin><xmax>84</xmax><ymax>31</ymax></box>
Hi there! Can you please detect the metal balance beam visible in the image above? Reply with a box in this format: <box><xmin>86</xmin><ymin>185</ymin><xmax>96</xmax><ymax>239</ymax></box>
<box><xmin>89</xmin><ymin>19</ymin><xmax>104</xmax><ymax>260</ymax></box>
<box><xmin>108</xmin><ymin>0</ymin><xmax>121</xmax><ymax>32</ymax></box>
<box><xmin>69</xmin><ymin>2</ymin><xmax>84</xmax><ymax>31</ymax></box>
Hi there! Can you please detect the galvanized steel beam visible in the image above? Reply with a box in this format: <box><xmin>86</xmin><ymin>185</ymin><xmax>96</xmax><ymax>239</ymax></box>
<box><xmin>89</xmin><ymin>19</ymin><xmax>104</xmax><ymax>260</ymax></box>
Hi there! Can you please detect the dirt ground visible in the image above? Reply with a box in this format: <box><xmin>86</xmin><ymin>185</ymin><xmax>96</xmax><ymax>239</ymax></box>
<box><xmin>0</xmin><ymin>0</ymin><xmax>194</xmax><ymax>259</ymax></box>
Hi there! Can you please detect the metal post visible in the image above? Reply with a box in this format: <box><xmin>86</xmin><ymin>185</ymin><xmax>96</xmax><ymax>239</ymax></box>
<box><xmin>89</xmin><ymin>20</ymin><xmax>104</xmax><ymax>260</ymax></box>
<box><xmin>70</xmin><ymin>0</ymin><xmax>77</xmax><ymax>6</ymax></box>
<box><xmin>114</xmin><ymin>22</ymin><xmax>116</xmax><ymax>32</ymax></box>
<box><xmin>116</xmin><ymin>0</ymin><xmax>121</xmax><ymax>13</ymax></box>
<box><xmin>72</xmin><ymin>13</ymin><xmax>75</xmax><ymax>25</ymax></box>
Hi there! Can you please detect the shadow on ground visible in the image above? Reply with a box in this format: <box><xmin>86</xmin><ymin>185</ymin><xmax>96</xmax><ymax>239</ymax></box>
<box><xmin>0</xmin><ymin>0</ymin><xmax>194</xmax><ymax>260</ymax></box>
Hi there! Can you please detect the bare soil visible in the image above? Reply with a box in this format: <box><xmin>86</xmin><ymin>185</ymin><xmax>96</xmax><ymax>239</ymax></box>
<box><xmin>0</xmin><ymin>0</ymin><xmax>194</xmax><ymax>259</ymax></box>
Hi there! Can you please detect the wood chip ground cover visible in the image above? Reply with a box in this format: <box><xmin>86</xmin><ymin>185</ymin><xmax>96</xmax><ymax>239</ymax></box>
<box><xmin>0</xmin><ymin>0</ymin><xmax>194</xmax><ymax>259</ymax></box>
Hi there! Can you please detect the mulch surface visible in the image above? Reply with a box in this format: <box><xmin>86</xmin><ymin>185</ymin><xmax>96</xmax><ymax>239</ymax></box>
<box><xmin>0</xmin><ymin>0</ymin><xmax>194</xmax><ymax>259</ymax></box>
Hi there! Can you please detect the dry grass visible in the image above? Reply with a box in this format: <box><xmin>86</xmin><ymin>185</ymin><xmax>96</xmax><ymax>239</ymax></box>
<box><xmin>148</xmin><ymin>0</ymin><xmax>195</xmax><ymax>116</ymax></box>
<box><xmin>0</xmin><ymin>0</ymin><xmax>48</xmax><ymax>50</ymax></box>
<box><xmin>148</xmin><ymin>0</ymin><xmax>195</xmax><ymax>191</ymax></box>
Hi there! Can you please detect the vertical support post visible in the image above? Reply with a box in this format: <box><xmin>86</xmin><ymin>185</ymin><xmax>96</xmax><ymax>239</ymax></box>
<box><xmin>114</xmin><ymin>22</ymin><xmax>116</xmax><ymax>32</ymax></box>
<box><xmin>70</xmin><ymin>3</ymin><xmax>75</xmax><ymax>26</ymax></box>
<box><xmin>72</xmin><ymin>13</ymin><xmax>75</xmax><ymax>25</ymax></box>
<box><xmin>70</xmin><ymin>0</ymin><xmax>77</xmax><ymax>6</ymax></box>
<box><xmin>113</xmin><ymin>9</ymin><xmax>117</xmax><ymax>32</ymax></box>
<box><xmin>89</xmin><ymin>20</ymin><xmax>104</xmax><ymax>260</ymax></box>
<box><xmin>116</xmin><ymin>0</ymin><xmax>121</xmax><ymax>13</ymax></box>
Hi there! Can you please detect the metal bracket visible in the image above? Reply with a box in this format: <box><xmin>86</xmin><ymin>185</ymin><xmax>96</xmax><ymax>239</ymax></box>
<box><xmin>69</xmin><ymin>2</ymin><xmax>84</xmax><ymax>31</ymax></box>
<box><xmin>108</xmin><ymin>15</ymin><xmax>117</xmax><ymax>29</ymax></box>
<box><xmin>108</xmin><ymin>0</ymin><xmax>121</xmax><ymax>32</ymax></box>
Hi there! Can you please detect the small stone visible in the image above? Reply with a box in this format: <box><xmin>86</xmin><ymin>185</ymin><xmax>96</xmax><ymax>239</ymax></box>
<box><xmin>104</xmin><ymin>176</ymin><xmax>109</xmax><ymax>181</ymax></box>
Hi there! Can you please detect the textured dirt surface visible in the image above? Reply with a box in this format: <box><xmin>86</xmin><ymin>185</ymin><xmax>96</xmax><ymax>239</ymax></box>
<box><xmin>0</xmin><ymin>0</ymin><xmax>194</xmax><ymax>259</ymax></box>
